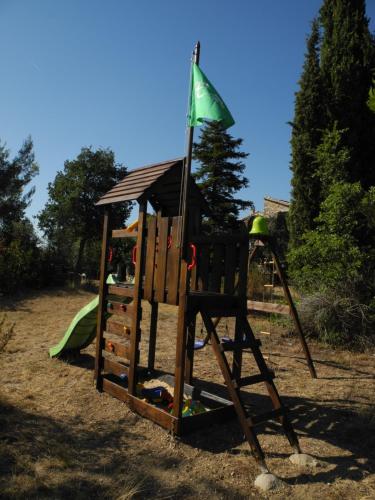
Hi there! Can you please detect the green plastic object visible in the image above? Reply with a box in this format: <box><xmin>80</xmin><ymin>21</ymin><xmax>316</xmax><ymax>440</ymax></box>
<box><xmin>249</xmin><ymin>215</ymin><xmax>269</xmax><ymax>236</ymax></box>
<box><xmin>106</xmin><ymin>273</ymin><xmax>119</xmax><ymax>285</ymax></box>
<box><xmin>49</xmin><ymin>274</ymin><xmax>118</xmax><ymax>358</ymax></box>
<box><xmin>49</xmin><ymin>296</ymin><xmax>100</xmax><ymax>358</ymax></box>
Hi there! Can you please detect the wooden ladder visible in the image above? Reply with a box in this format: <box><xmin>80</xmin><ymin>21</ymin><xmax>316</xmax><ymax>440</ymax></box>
<box><xmin>200</xmin><ymin>308</ymin><xmax>301</xmax><ymax>471</ymax></box>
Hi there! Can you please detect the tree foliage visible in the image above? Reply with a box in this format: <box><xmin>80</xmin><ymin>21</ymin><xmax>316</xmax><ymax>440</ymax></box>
<box><xmin>289</xmin><ymin>182</ymin><xmax>375</xmax><ymax>289</ymax></box>
<box><xmin>289</xmin><ymin>1</ymin><xmax>375</xmax><ymax>247</ymax></box>
<box><xmin>0</xmin><ymin>137</ymin><xmax>38</xmax><ymax>239</ymax></box>
<box><xmin>192</xmin><ymin>121</ymin><xmax>252</xmax><ymax>231</ymax></box>
<box><xmin>368</xmin><ymin>79</ymin><xmax>375</xmax><ymax>112</ymax></box>
<box><xmin>289</xmin><ymin>20</ymin><xmax>325</xmax><ymax>245</ymax></box>
<box><xmin>319</xmin><ymin>0</ymin><xmax>375</xmax><ymax>188</ymax></box>
<box><xmin>38</xmin><ymin>147</ymin><xmax>131</xmax><ymax>273</ymax></box>
<box><xmin>288</xmin><ymin>1</ymin><xmax>375</xmax><ymax>346</ymax></box>
<box><xmin>0</xmin><ymin>138</ymin><xmax>41</xmax><ymax>293</ymax></box>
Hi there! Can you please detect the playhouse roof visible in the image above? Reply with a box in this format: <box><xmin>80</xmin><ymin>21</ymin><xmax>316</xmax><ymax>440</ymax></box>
<box><xmin>96</xmin><ymin>158</ymin><xmax>209</xmax><ymax>216</ymax></box>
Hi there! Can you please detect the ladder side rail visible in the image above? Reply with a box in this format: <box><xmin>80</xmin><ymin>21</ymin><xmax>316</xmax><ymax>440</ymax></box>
<box><xmin>238</xmin><ymin>314</ymin><xmax>301</xmax><ymax>452</ymax></box>
<box><xmin>200</xmin><ymin>310</ymin><xmax>267</xmax><ymax>468</ymax></box>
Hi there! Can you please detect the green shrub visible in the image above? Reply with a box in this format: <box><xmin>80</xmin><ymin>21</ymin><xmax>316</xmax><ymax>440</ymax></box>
<box><xmin>298</xmin><ymin>282</ymin><xmax>375</xmax><ymax>348</ymax></box>
<box><xmin>289</xmin><ymin>182</ymin><xmax>375</xmax><ymax>292</ymax></box>
<box><xmin>288</xmin><ymin>182</ymin><xmax>375</xmax><ymax>347</ymax></box>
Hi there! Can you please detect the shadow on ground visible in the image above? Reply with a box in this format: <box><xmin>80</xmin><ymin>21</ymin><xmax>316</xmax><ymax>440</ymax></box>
<box><xmin>56</xmin><ymin>352</ymin><xmax>375</xmax><ymax>491</ymax></box>
<box><xmin>0</xmin><ymin>286</ymin><xmax>95</xmax><ymax>313</ymax></box>
<box><xmin>0</xmin><ymin>398</ymin><xmax>249</xmax><ymax>499</ymax></box>
<box><xmin>182</xmin><ymin>376</ymin><xmax>375</xmax><ymax>486</ymax></box>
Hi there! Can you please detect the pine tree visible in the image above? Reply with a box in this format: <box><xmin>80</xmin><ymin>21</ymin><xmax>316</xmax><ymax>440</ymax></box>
<box><xmin>319</xmin><ymin>0</ymin><xmax>375</xmax><ymax>187</ymax></box>
<box><xmin>289</xmin><ymin>20</ymin><xmax>325</xmax><ymax>246</ymax></box>
<box><xmin>0</xmin><ymin>137</ymin><xmax>41</xmax><ymax>292</ymax></box>
<box><xmin>0</xmin><ymin>137</ymin><xmax>38</xmax><ymax>240</ymax></box>
<box><xmin>192</xmin><ymin>121</ymin><xmax>252</xmax><ymax>231</ymax></box>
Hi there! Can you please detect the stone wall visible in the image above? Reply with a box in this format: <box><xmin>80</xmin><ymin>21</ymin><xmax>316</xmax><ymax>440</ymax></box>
<box><xmin>263</xmin><ymin>196</ymin><xmax>290</xmax><ymax>218</ymax></box>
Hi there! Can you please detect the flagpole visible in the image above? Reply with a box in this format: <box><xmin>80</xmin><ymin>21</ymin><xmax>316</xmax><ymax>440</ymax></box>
<box><xmin>180</xmin><ymin>41</ymin><xmax>200</xmax><ymax>259</ymax></box>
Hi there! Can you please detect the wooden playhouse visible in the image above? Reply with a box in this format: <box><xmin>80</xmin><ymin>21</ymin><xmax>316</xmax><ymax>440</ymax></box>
<box><xmin>93</xmin><ymin>157</ymin><xmax>302</xmax><ymax>471</ymax></box>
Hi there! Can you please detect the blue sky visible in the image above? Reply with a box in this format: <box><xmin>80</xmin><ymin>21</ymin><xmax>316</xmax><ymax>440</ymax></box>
<box><xmin>1</xmin><ymin>0</ymin><xmax>375</xmax><ymax>223</ymax></box>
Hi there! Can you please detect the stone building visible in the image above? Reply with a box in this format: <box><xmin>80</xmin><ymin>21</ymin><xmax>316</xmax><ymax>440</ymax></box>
<box><xmin>263</xmin><ymin>196</ymin><xmax>290</xmax><ymax>218</ymax></box>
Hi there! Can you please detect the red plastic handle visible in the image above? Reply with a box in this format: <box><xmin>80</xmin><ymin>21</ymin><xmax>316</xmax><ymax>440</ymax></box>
<box><xmin>108</xmin><ymin>247</ymin><xmax>113</xmax><ymax>263</ymax></box>
<box><xmin>132</xmin><ymin>245</ymin><xmax>137</xmax><ymax>265</ymax></box>
<box><xmin>187</xmin><ymin>243</ymin><xmax>196</xmax><ymax>271</ymax></box>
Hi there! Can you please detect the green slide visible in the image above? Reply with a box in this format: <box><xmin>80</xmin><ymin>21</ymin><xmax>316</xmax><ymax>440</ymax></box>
<box><xmin>49</xmin><ymin>275</ymin><xmax>120</xmax><ymax>358</ymax></box>
<box><xmin>49</xmin><ymin>296</ymin><xmax>100</xmax><ymax>358</ymax></box>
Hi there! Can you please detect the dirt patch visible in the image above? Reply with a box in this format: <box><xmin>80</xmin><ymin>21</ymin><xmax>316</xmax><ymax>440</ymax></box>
<box><xmin>0</xmin><ymin>288</ymin><xmax>374</xmax><ymax>499</ymax></box>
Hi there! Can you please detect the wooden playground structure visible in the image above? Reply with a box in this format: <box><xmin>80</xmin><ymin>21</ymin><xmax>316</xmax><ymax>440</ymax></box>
<box><xmin>93</xmin><ymin>157</ymin><xmax>315</xmax><ymax>471</ymax></box>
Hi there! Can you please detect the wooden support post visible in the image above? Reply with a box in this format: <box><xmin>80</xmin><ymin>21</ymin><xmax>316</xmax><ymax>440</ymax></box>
<box><xmin>232</xmin><ymin>316</ymin><xmax>243</xmax><ymax>380</ymax></box>
<box><xmin>184</xmin><ymin>207</ymin><xmax>200</xmax><ymax>384</ymax></box>
<box><xmin>269</xmin><ymin>240</ymin><xmax>317</xmax><ymax>378</ymax></box>
<box><xmin>184</xmin><ymin>316</ymin><xmax>196</xmax><ymax>384</ymax></box>
<box><xmin>232</xmin><ymin>235</ymin><xmax>248</xmax><ymax>379</ymax></box>
<box><xmin>148</xmin><ymin>301</ymin><xmax>158</xmax><ymax>371</ymax></box>
<box><xmin>172</xmin><ymin>262</ymin><xmax>189</xmax><ymax>433</ymax></box>
<box><xmin>128</xmin><ymin>201</ymin><xmax>147</xmax><ymax>395</ymax></box>
<box><xmin>94</xmin><ymin>208</ymin><xmax>111</xmax><ymax>390</ymax></box>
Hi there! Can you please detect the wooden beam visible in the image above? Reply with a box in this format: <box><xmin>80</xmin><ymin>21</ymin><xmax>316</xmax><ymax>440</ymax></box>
<box><xmin>172</xmin><ymin>262</ymin><xmax>189</xmax><ymax>432</ymax></box>
<box><xmin>102</xmin><ymin>338</ymin><xmax>135</xmax><ymax>361</ymax></box>
<box><xmin>94</xmin><ymin>208</ymin><xmax>111</xmax><ymax>390</ymax></box>
<box><xmin>102</xmin><ymin>358</ymin><xmax>129</xmax><ymax>378</ymax></box>
<box><xmin>247</xmin><ymin>300</ymin><xmax>290</xmax><ymax>316</ymax></box>
<box><xmin>269</xmin><ymin>240</ymin><xmax>317</xmax><ymax>378</ymax></box>
<box><xmin>102</xmin><ymin>378</ymin><xmax>175</xmax><ymax>432</ymax></box>
<box><xmin>107</xmin><ymin>285</ymin><xmax>134</xmax><ymax>298</ymax></box>
<box><xmin>128</xmin><ymin>201</ymin><xmax>147</xmax><ymax>395</ymax></box>
<box><xmin>147</xmin><ymin>301</ymin><xmax>158</xmax><ymax>371</ymax></box>
<box><xmin>112</xmin><ymin>229</ymin><xmax>138</xmax><ymax>238</ymax></box>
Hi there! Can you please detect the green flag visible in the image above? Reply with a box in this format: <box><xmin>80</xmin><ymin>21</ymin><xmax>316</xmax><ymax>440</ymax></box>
<box><xmin>188</xmin><ymin>63</ymin><xmax>235</xmax><ymax>129</ymax></box>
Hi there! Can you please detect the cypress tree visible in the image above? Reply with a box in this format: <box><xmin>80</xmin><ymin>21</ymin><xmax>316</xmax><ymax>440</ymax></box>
<box><xmin>289</xmin><ymin>20</ymin><xmax>325</xmax><ymax>246</ymax></box>
<box><xmin>192</xmin><ymin>121</ymin><xmax>252</xmax><ymax>231</ymax></box>
<box><xmin>319</xmin><ymin>0</ymin><xmax>375</xmax><ymax>187</ymax></box>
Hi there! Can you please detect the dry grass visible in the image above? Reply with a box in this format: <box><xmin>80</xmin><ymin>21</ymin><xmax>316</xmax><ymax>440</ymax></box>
<box><xmin>0</xmin><ymin>288</ymin><xmax>374</xmax><ymax>499</ymax></box>
<box><xmin>0</xmin><ymin>314</ymin><xmax>15</xmax><ymax>353</ymax></box>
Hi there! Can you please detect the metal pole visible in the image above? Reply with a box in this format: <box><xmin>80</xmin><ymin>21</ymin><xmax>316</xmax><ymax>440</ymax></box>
<box><xmin>179</xmin><ymin>41</ymin><xmax>200</xmax><ymax>259</ymax></box>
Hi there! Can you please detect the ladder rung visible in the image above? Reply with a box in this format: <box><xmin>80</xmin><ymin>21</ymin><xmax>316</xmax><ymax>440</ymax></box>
<box><xmin>248</xmin><ymin>406</ymin><xmax>288</xmax><ymax>427</ymax></box>
<box><xmin>221</xmin><ymin>339</ymin><xmax>261</xmax><ymax>352</ymax></box>
<box><xmin>237</xmin><ymin>370</ymin><xmax>275</xmax><ymax>388</ymax></box>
